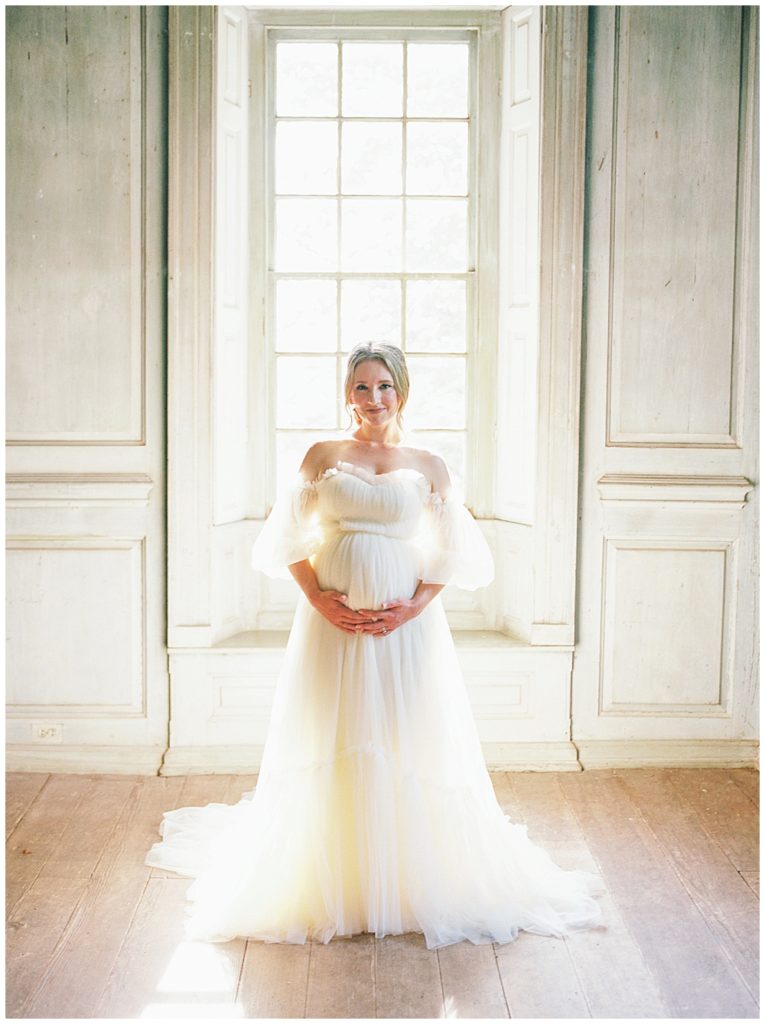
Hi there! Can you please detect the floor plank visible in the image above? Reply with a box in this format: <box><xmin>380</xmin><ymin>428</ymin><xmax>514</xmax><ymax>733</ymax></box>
<box><xmin>508</xmin><ymin>773</ymin><xmax>668</xmax><ymax>1018</ymax></box>
<box><xmin>20</xmin><ymin>776</ymin><xmax>187</xmax><ymax>1018</ymax></box>
<box><xmin>496</xmin><ymin>931</ymin><xmax>590</xmax><ymax>1018</ymax></box>
<box><xmin>437</xmin><ymin>940</ymin><xmax>509</xmax><ymax>1018</ymax></box>
<box><xmin>6</xmin><ymin>876</ymin><xmax>88</xmax><ymax>1018</ymax></box>
<box><xmin>6</xmin><ymin>768</ymin><xmax>758</xmax><ymax>1020</ymax></box>
<box><xmin>560</xmin><ymin>770</ymin><xmax>759</xmax><ymax>1018</ymax></box>
<box><xmin>40</xmin><ymin>775</ymin><xmax>139</xmax><ymax>879</ymax></box>
<box><xmin>728</xmin><ymin>767</ymin><xmax>759</xmax><ymax>808</ymax></box>
<box><xmin>672</xmin><ymin>768</ymin><xmax>759</xmax><ymax>872</ymax></box>
<box><xmin>374</xmin><ymin>932</ymin><xmax>443</xmax><ymax>1018</ymax></box>
<box><xmin>238</xmin><ymin>940</ymin><xmax>311</xmax><ymax>1018</ymax></box>
<box><xmin>618</xmin><ymin>768</ymin><xmax>759</xmax><ymax>1002</ymax></box>
<box><xmin>7</xmin><ymin>775</ymin><xmax>98</xmax><ymax>918</ymax></box>
<box><xmin>304</xmin><ymin>933</ymin><xmax>375</xmax><ymax>1018</ymax></box>
<box><xmin>94</xmin><ymin>877</ymin><xmax>246</xmax><ymax>1019</ymax></box>
<box><xmin>6</xmin><ymin>772</ymin><xmax>49</xmax><ymax>841</ymax></box>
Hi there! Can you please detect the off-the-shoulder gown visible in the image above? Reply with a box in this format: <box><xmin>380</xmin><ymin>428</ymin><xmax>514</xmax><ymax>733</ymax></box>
<box><xmin>146</xmin><ymin>461</ymin><xmax>604</xmax><ymax>947</ymax></box>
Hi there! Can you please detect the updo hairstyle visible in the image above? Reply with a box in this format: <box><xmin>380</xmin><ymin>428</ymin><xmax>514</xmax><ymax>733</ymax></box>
<box><xmin>344</xmin><ymin>342</ymin><xmax>410</xmax><ymax>429</ymax></box>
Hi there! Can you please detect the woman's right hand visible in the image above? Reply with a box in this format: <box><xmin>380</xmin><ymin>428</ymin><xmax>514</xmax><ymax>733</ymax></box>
<box><xmin>310</xmin><ymin>589</ymin><xmax>379</xmax><ymax>635</ymax></box>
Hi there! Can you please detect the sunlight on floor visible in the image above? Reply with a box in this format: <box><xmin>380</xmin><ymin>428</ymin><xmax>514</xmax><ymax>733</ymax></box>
<box><xmin>440</xmin><ymin>993</ymin><xmax>459</xmax><ymax>1018</ymax></box>
<box><xmin>155</xmin><ymin>940</ymin><xmax>239</xmax><ymax>994</ymax></box>
<box><xmin>140</xmin><ymin>939</ymin><xmax>245</xmax><ymax>1017</ymax></box>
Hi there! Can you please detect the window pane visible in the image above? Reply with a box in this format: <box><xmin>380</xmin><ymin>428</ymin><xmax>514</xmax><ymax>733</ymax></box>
<box><xmin>341</xmin><ymin>199</ymin><xmax>402</xmax><ymax>271</ymax></box>
<box><xmin>406</xmin><ymin>43</ymin><xmax>469</xmax><ymax>118</ymax></box>
<box><xmin>275</xmin><ymin>198</ymin><xmax>337</xmax><ymax>271</ymax></box>
<box><xmin>408</xmin><ymin>431</ymin><xmax>466</xmax><ymax>489</ymax></box>
<box><xmin>341</xmin><ymin>280</ymin><xmax>401</xmax><ymax>351</ymax></box>
<box><xmin>276</xmin><ymin>356</ymin><xmax>337</xmax><ymax>428</ymax></box>
<box><xmin>406</xmin><ymin>122</ymin><xmax>468</xmax><ymax>196</ymax></box>
<box><xmin>275</xmin><ymin>122</ymin><xmax>338</xmax><ymax>195</ymax></box>
<box><xmin>342</xmin><ymin>43</ymin><xmax>403</xmax><ymax>117</ymax></box>
<box><xmin>276</xmin><ymin>42</ymin><xmax>338</xmax><ymax>116</ymax></box>
<box><xmin>406</xmin><ymin>280</ymin><xmax>466</xmax><ymax>353</ymax></box>
<box><xmin>406</xmin><ymin>356</ymin><xmax>465</xmax><ymax>429</ymax></box>
<box><xmin>276</xmin><ymin>429</ymin><xmax>337</xmax><ymax>494</ymax></box>
<box><xmin>276</xmin><ymin>280</ymin><xmax>337</xmax><ymax>352</ymax></box>
<box><xmin>341</xmin><ymin>122</ymin><xmax>402</xmax><ymax>196</ymax></box>
<box><xmin>405</xmin><ymin>199</ymin><xmax>467</xmax><ymax>272</ymax></box>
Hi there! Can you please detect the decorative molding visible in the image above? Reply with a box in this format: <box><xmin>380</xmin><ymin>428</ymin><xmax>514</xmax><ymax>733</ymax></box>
<box><xmin>605</xmin><ymin>7</ymin><xmax>745</xmax><ymax>449</ymax></box>
<box><xmin>532</xmin><ymin>6</ymin><xmax>589</xmax><ymax>644</ymax></box>
<box><xmin>6</xmin><ymin>473</ymin><xmax>154</xmax><ymax>507</ymax></box>
<box><xmin>596</xmin><ymin>474</ymin><xmax>754</xmax><ymax>509</ymax></box>
<box><xmin>6</xmin><ymin>745</ymin><xmax>166</xmax><ymax>775</ymax></box>
<box><xmin>7</xmin><ymin>7</ymin><xmax>147</xmax><ymax>446</ymax></box>
<box><xmin>6</xmin><ymin>538</ymin><xmax>148</xmax><ymax>717</ymax></box>
<box><xmin>598</xmin><ymin>537</ymin><xmax>736</xmax><ymax>720</ymax></box>
<box><xmin>167</xmin><ymin>6</ymin><xmax>216</xmax><ymax>634</ymax></box>
<box><xmin>575</xmin><ymin>738</ymin><xmax>758</xmax><ymax>770</ymax></box>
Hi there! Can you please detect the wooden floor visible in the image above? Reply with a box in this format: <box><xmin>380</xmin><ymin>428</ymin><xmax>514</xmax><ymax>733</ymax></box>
<box><xmin>6</xmin><ymin>768</ymin><xmax>759</xmax><ymax>1019</ymax></box>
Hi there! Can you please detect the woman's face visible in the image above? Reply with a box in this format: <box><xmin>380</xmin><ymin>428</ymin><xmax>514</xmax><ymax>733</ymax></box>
<box><xmin>349</xmin><ymin>359</ymin><xmax>400</xmax><ymax>429</ymax></box>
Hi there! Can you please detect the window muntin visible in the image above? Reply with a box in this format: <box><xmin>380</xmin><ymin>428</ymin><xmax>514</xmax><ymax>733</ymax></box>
<box><xmin>268</xmin><ymin>32</ymin><xmax>476</xmax><ymax>495</ymax></box>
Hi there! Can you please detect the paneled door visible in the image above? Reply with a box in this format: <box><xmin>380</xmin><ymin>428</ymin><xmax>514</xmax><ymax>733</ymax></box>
<box><xmin>6</xmin><ymin>7</ymin><xmax>169</xmax><ymax>773</ymax></box>
<box><xmin>572</xmin><ymin>7</ymin><xmax>758</xmax><ymax>768</ymax></box>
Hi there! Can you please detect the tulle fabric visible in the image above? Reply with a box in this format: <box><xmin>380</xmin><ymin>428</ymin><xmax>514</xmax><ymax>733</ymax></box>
<box><xmin>146</xmin><ymin>462</ymin><xmax>604</xmax><ymax>947</ymax></box>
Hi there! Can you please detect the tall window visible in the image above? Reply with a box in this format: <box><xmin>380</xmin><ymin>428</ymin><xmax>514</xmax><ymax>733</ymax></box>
<box><xmin>267</xmin><ymin>31</ymin><xmax>476</xmax><ymax>494</ymax></box>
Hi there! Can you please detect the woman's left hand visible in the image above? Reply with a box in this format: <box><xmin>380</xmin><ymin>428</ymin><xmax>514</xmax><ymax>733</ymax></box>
<box><xmin>356</xmin><ymin>598</ymin><xmax>419</xmax><ymax>637</ymax></box>
<box><xmin>357</xmin><ymin>582</ymin><xmax>444</xmax><ymax>637</ymax></box>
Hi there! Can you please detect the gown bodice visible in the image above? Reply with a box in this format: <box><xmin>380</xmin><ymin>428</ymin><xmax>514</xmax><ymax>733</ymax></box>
<box><xmin>251</xmin><ymin>459</ymin><xmax>494</xmax><ymax>592</ymax></box>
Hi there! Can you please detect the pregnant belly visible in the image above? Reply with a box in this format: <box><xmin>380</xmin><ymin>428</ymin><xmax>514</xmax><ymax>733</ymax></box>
<box><xmin>313</xmin><ymin>532</ymin><xmax>420</xmax><ymax>610</ymax></box>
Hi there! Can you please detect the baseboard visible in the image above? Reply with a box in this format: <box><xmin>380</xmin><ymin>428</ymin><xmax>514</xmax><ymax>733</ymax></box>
<box><xmin>160</xmin><ymin>741</ymin><xmax>583</xmax><ymax>775</ymax></box>
<box><xmin>159</xmin><ymin>745</ymin><xmax>266</xmax><ymax>775</ymax></box>
<box><xmin>8</xmin><ymin>739</ymin><xmax>756</xmax><ymax>775</ymax></box>
<box><xmin>574</xmin><ymin>738</ymin><xmax>759</xmax><ymax>770</ymax></box>
<box><xmin>5</xmin><ymin>744</ymin><xmax>166</xmax><ymax>775</ymax></box>
<box><xmin>482</xmin><ymin>741</ymin><xmax>583</xmax><ymax>771</ymax></box>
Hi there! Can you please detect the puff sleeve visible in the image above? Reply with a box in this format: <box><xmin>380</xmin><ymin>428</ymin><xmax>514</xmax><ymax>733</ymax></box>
<box><xmin>251</xmin><ymin>477</ymin><xmax>322</xmax><ymax>579</ymax></box>
<box><xmin>418</xmin><ymin>492</ymin><xmax>494</xmax><ymax>591</ymax></box>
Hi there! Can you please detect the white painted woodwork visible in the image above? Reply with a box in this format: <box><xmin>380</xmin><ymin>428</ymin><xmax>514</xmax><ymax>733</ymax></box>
<box><xmin>607</xmin><ymin>8</ymin><xmax>742</xmax><ymax>446</ymax></box>
<box><xmin>5</xmin><ymin>8</ymin><xmax>169</xmax><ymax>773</ymax></box>
<box><xmin>6</xmin><ymin>7</ymin><xmax>144</xmax><ymax>444</ymax></box>
<box><xmin>213</xmin><ymin>7</ymin><xmax>250</xmax><ymax>526</ymax></box>
<box><xmin>495</xmin><ymin>5</ymin><xmax>540</xmax><ymax>526</ymax></box>
<box><xmin>530</xmin><ymin>6</ymin><xmax>589</xmax><ymax>645</ymax></box>
<box><xmin>162</xmin><ymin>631</ymin><xmax>579</xmax><ymax>775</ymax></box>
<box><xmin>166</xmin><ymin>6</ymin><xmax>215</xmax><ymax>650</ymax></box>
<box><xmin>9</xmin><ymin>6</ymin><xmax>756</xmax><ymax>775</ymax></box>
<box><xmin>572</xmin><ymin>7</ymin><xmax>759</xmax><ymax>756</ymax></box>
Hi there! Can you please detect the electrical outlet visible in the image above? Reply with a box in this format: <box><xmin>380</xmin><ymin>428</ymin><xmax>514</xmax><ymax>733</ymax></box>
<box><xmin>32</xmin><ymin>723</ymin><xmax>63</xmax><ymax>743</ymax></box>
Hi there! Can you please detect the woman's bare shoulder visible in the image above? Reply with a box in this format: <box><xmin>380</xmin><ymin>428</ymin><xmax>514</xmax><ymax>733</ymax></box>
<box><xmin>406</xmin><ymin>447</ymin><xmax>452</xmax><ymax>496</ymax></box>
<box><xmin>298</xmin><ymin>440</ymin><xmax>343</xmax><ymax>481</ymax></box>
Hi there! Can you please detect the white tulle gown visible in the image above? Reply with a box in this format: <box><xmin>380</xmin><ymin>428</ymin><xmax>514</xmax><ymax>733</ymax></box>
<box><xmin>146</xmin><ymin>460</ymin><xmax>604</xmax><ymax>948</ymax></box>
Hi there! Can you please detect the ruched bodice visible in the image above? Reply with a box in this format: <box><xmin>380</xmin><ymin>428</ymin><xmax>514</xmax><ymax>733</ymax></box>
<box><xmin>313</xmin><ymin>462</ymin><xmax>428</xmax><ymax>541</ymax></box>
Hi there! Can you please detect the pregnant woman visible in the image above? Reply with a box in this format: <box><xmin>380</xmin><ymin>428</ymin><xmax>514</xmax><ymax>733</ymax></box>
<box><xmin>146</xmin><ymin>341</ymin><xmax>604</xmax><ymax>948</ymax></box>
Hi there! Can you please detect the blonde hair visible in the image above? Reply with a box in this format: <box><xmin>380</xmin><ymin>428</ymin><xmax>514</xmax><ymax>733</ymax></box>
<box><xmin>344</xmin><ymin>342</ymin><xmax>410</xmax><ymax>429</ymax></box>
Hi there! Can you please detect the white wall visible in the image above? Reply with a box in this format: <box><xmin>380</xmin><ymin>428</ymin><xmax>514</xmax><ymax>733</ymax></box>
<box><xmin>6</xmin><ymin>5</ymin><xmax>758</xmax><ymax>774</ymax></box>
<box><xmin>6</xmin><ymin>7</ymin><xmax>169</xmax><ymax>772</ymax></box>
<box><xmin>572</xmin><ymin>7</ymin><xmax>759</xmax><ymax>767</ymax></box>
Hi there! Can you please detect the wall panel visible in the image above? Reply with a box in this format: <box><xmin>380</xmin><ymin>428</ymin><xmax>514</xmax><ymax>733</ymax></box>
<box><xmin>6</xmin><ymin>7</ymin><xmax>168</xmax><ymax>773</ymax></box>
<box><xmin>6</xmin><ymin>7</ymin><xmax>145</xmax><ymax>443</ymax></box>
<box><xmin>608</xmin><ymin>7</ymin><xmax>743</xmax><ymax>445</ymax></box>
<box><xmin>573</xmin><ymin>6</ymin><xmax>758</xmax><ymax>767</ymax></box>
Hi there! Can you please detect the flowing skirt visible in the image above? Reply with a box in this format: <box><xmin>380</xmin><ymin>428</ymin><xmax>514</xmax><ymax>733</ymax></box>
<box><xmin>146</xmin><ymin>531</ymin><xmax>604</xmax><ymax>947</ymax></box>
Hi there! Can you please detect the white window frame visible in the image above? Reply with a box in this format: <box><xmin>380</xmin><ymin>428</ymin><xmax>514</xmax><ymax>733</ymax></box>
<box><xmin>247</xmin><ymin>8</ymin><xmax>501</xmax><ymax>517</ymax></box>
